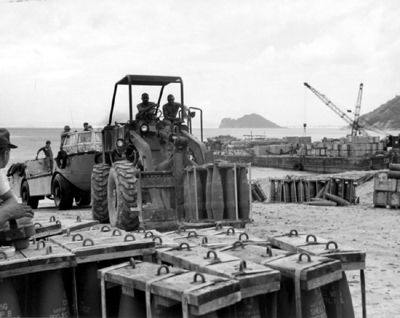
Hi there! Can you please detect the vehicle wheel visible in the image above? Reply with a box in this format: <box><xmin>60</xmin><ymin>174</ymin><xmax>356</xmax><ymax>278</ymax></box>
<box><xmin>52</xmin><ymin>174</ymin><xmax>73</xmax><ymax>210</ymax></box>
<box><xmin>91</xmin><ymin>163</ymin><xmax>110</xmax><ymax>222</ymax></box>
<box><xmin>21</xmin><ymin>180</ymin><xmax>39</xmax><ymax>209</ymax></box>
<box><xmin>75</xmin><ymin>191</ymin><xmax>91</xmax><ymax>206</ymax></box>
<box><xmin>108</xmin><ymin>161</ymin><xmax>140</xmax><ymax>231</ymax></box>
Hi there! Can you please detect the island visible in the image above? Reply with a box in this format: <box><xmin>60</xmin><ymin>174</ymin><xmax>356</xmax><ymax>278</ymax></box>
<box><xmin>219</xmin><ymin>113</ymin><xmax>282</xmax><ymax>128</ymax></box>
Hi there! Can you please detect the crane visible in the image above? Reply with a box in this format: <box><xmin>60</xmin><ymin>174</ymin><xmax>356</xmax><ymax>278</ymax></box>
<box><xmin>304</xmin><ymin>82</ymin><xmax>369</xmax><ymax>136</ymax></box>
<box><xmin>351</xmin><ymin>83</ymin><xmax>363</xmax><ymax>136</ymax></box>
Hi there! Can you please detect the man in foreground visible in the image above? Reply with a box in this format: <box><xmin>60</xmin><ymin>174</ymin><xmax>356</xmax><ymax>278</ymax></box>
<box><xmin>0</xmin><ymin>128</ymin><xmax>34</xmax><ymax>228</ymax></box>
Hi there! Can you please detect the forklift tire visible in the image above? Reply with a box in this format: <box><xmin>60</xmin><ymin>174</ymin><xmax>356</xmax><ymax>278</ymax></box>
<box><xmin>21</xmin><ymin>180</ymin><xmax>39</xmax><ymax>209</ymax></box>
<box><xmin>91</xmin><ymin>163</ymin><xmax>110</xmax><ymax>222</ymax></box>
<box><xmin>75</xmin><ymin>191</ymin><xmax>91</xmax><ymax>206</ymax></box>
<box><xmin>52</xmin><ymin>174</ymin><xmax>73</xmax><ymax>210</ymax></box>
<box><xmin>108</xmin><ymin>161</ymin><xmax>140</xmax><ymax>231</ymax></box>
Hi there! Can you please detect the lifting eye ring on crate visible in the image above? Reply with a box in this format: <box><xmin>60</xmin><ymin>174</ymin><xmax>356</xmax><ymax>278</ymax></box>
<box><xmin>112</xmin><ymin>229</ymin><xmax>122</xmax><ymax>236</ymax></box>
<box><xmin>187</xmin><ymin>231</ymin><xmax>198</xmax><ymax>238</ymax></box>
<box><xmin>144</xmin><ymin>231</ymin><xmax>154</xmax><ymax>238</ymax></box>
<box><xmin>192</xmin><ymin>273</ymin><xmax>206</xmax><ymax>285</ymax></box>
<box><xmin>265</xmin><ymin>246</ymin><xmax>273</xmax><ymax>257</ymax></box>
<box><xmin>204</xmin><ymin>250</ymin><xmax>221</xmax><ymax>264</ymax></box>
<box><xmin>176</xmin><ymin>225</ymin><xmax>186</xmax><ymax>234</ymax></box>
<box><xmin>137</xmin><ymin>226</ymin><xmax>146</xmax><ymax>233</ymax></box>
<box><xmin>201</xmin><ymin>237</ymin><xmax>208</xmax><ymax>245</ymax></box>
<box><xmin>238</xmin><ymin>260</ymin><xmax>248</xmax><ymax>272</ymax></box>
<box><xmin>36</xmin><ymin>240</ymin><xmax>46</xmax><ymax>250</ymax></box>
<box><xmin>157</xmin><ymin>265</ymin><xmax>170</xmax><ymax>276</ymax></box>
<box><xmin>325</xmin><ymin>241</ymin><xmax>339</xmax><ymax>250</ymax></box>
<box><xmin>0</xmin><ymin>251</ymin><xmax>8</xmax><ymax>260</ymax></box>
<box><xmin>239</xmin><ymin>232</ymin><xmax>249</xmax><ymax>241</ymax></box>
<box><xmin>288</xmin><ymin>229</ymin><xmax>299</xmax><ymax>237</ymax></box>
<box><xmin>46</xmin><ymin>246</ymin><xmax>53</xmax><ymax>255</ymax></box>
<box><xmin>34</xmin><ymin>222</ymin><xmax>42</xmax><ymax>228</ymax></box>
<box><xmin>124</xmin><ymin>234</ymin><xmax>136</xmax><ymax>242</ymax></box>
<box><xmin>178</xmin><ymin>242</ymin><xmax>191</xmax><ymax>251</ymax></box>
<box><xmin>50</xmin><ymin>215</ymin><xmax>56</xmax><ymax>222</ymax></box>
<box><xmin>306</xmin><ymin>234</ymin><xmax>317</xmax><ymax>243</ymax></box>
<box><xmin>232</xmin><ymin>241</ymin><xmax>245</xmax><ymax>250</ymax></box>
<box><xmin>101</xmin><ymin>225</ymin><xmax>111</xmax><ymax>232</ymax></box>
<box><xmin>152</xmin><ymin>236</ymin><xmax>163</xmax><ymax>244</ymax></box>
<box><xmin>226</xmin><ymin>227</ymin><xmax>235</xmax><ymax>235</ymax></box>
<box><xmin>83</xmin><ymin>238</ymin><xmax>94</xmax><ymax>246</ymax></box>
<box><xmin>215</xmin><ymin>223</ymin><xmax>223</xmax><ymax>230</ymax></box>
<box><xmin>72</xmin><ymin>233</ymin><xmax>84</xmax><ymax>241</ymax></box>
<box><xmin>297</xmin><ymin>253</ymin><xmax>312</xmax><ymax>263</ymax></box>
<box><xmin>129</xmin><ymin>258</ymin><xmax>136</xmax><ymax>268</ymax></box>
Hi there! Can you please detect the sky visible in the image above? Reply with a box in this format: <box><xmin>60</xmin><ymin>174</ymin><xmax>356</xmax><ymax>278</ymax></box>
<box><xmin>1</xmin><ymin>0</ymin><xmax>399</xmax><ymax>128</ymax></box>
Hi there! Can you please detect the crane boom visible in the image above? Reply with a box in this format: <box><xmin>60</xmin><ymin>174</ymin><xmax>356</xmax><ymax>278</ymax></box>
<box><xmin>351</xmin><ymin>83</ymin><xmax>363</xmax><ymax>136</ymax></box>
<box><xmin>304</xmin><ymin>82</ymin><xmax>369</xmax><ymax>136</ymax></box>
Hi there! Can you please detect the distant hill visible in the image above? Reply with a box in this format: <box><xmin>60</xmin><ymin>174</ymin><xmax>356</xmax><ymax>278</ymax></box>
<box><xmin>219</xmin><ymin>113</ymin><xmax>281</xmax><ymax>128</ymax></box>
<box><xmin>359</xmin><ymin>95</ymin><xmax>400</xmax><ymax>129</ymax></box>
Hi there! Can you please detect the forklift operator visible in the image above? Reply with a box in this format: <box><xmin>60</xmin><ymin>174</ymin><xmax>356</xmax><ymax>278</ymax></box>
<box><xmin>0</xmin><ymin>128</ymin><xmax>34</xmax><ymax>228</ymax></box>
<box><xmin>136</xmin><ymin>93</ymin><xmax>158</xmax><ymax>119</ymax></box>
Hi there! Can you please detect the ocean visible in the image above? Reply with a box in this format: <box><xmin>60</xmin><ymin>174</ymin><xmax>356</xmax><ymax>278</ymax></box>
<box><xmin>6</xmin><ymin>126</ymin><xmax>399</xmax><ymax>170</ymax></box>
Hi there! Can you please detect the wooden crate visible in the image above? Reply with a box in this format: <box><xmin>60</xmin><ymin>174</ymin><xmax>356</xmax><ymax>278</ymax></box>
<box><xmin>373</xmin><ymin>191</ymin><xmax>388</xmax><ymax>207</ymax></box>
<box><xmin>157</xmin><ymin>245</ymin><xmax>280</xmax><ymax>299</ymax></box>
<box><xmin>374</xmin><ymin>178</ymin><xmax>396</xmax><ymax>192</ymax></box>
<box><xmin>268</xmin><ymin>230</ymin><xmax>329</xmax><ymax>253</ymax></box>
<box><xmin>98</xmin><ymin>260</ymin><xmax>241</xmax><ymax>318</ymax></box>
<box><xmin>49</xmin><ymin>228</ymin><xmax>156</xmax><ymax>264</ymax></box>
<box><xmin>388</xmin><ymin>192</ymin><xmax>400</xmax><ymax>207</ymax></box>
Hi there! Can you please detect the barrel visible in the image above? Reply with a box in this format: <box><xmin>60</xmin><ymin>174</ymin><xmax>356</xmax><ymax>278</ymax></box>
<box><xmin>188</xmin><ymin>171</ymin><xmax>195</xmax><ymax>219</ymax></box>
<box><xmin>290</xmin><ymin>181</ymin><xmax>297</xmax><ymax>202</ymax></box>
<box><xmin>37</xmin><ymin>270</ymin><xmax>71</xmax><ymax>317</ymax></box>
<box><xmin>0</xmin><ymin>277</ymin><xmax>21</xmax><ymax>317</ymax></box>
<box><xmin>309</xmin><ymin>181</ymin><xmax>316</xmax><ymax>198</ymax></box>
<box><xmin>183</xmin><ymin>171</ymin><xmax>190</xmax><ymax>219</ymax></box>
<box><xmin>235</xmin><ymin>296</ymin><xmax>262</xmax><ymax>318</ymax></box>
<box><xmin>269</xmin><ymin>180</ymin><xmax>276</xmax><ymax>203</ymax></box>
<box><xmin>389</xmin><ymin>163</ymin><xmax>400</xmax><ymax>171</ymax></box>
<box><xmin>224</xmin><ymin>167</ymin><xmax>236</xmax><ymax>220</ymax></box>
<box><xmin>277</xmin><ymin>181</ymin><xmax>283</xmax><ymax>202</ymax></box>
<box><xmin>118</xmin><ymin>288</ymin><xmax>146</xmax><ymax>318</ymax></box>
<box><xmin>321</xmin><ymin>272</ymin><xmax>355</xmax><ymax>318</ymax></box>
<box><xmin>283</xmin><ymin>181</ymin><xmax>291</xmax><ymax>203</ymax></box>
<box><xmin>330</xmin><ymin>179</ymin><xmax>338</xmax><ymax>196</ymax></box>
<box><xmin>238</xmin><ymin>167</ymin><xmax>250</xmax><ymax>219</ymax></box>
<box><xmin>211</xmin><ymin>164</ymin><xmax>224</xmax><ymax>220</ymax></box>
<box><xmin>194</xmin><ymin>169</ymin><xmax>205</xmax><ymax>219</ymax></box>
<box><xmin>297</xmin><ymin>180</ymin><xmax>305</xmax><ymax>202</ymax></box>
<box><xmin>290</xmin><ymin>287</ymin><xmax>328</xmax><ymax>318</ymax></box>
<box><xmin>76</xmin><ymin>262</ymin><xmax>102</xmax><ymax>317</ymax></box>
<box><xmin>205</xmin><ymin>167</ymin><xmax>213</xmax><ymax>219</ymax></box>
<box><xmin>387</xmin><ymin>171</ymin><xmax>400</xmax><ymax>179</ymax></box>
<box><xmin>151</xmin><ymin>297</ymin><xmax>181</xmax><ymax>318</ymax></box>
<box><xmin>325</xmin><ymin>193</ymin><xmax>350</xmax><ymax>206</ymax></box>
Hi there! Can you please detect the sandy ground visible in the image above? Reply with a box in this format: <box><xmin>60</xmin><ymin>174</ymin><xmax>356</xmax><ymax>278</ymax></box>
<box><xmin>30</xmin><ymin>167</ymin><xmax>398</xmax><ymax>317</ymax></box>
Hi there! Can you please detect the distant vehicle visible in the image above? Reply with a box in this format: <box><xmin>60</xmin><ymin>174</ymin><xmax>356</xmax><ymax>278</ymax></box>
<box><xmin>7</xmin><ymin>129</ymin><xmax>102</xmax><ymax>210</ymax></box>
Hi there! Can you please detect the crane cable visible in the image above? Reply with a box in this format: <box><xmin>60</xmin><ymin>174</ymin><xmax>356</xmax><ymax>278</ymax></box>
<box><xmin>303</xmin><ymin>85</ymin><xmax>307</xmax><ymax>136</ymax></box>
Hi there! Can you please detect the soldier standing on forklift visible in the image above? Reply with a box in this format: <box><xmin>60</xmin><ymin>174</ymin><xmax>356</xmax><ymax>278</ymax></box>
<box><xmin>0</xmin><ymin>128</ymin><xmax>34</xmax><ymax>227</ymax></box>
<box><xmin>36</xmin><ymin>140</ymin><xmax>54</xmax><ymax>172</ymax></box>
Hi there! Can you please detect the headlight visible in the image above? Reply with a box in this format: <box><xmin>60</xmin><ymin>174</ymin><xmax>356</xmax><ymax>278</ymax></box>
<box><xmin>140</xmin><ymin>124</ymin><xmax>149</xmax><ymax>132</ymax></box>
<box><xmin>116</xmin><ymin>139</ymin><xmax>124</xmax><ymax>147</ymax></box>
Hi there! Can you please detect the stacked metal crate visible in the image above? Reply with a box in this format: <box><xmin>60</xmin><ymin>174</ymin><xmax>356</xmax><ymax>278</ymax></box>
<box><xmin>373</xmin><ymin>166</ymin><xmax>400</xmax><ymax>208</ymax></box>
